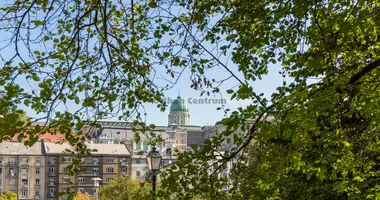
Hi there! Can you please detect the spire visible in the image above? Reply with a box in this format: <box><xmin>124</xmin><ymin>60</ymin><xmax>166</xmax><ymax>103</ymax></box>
<box><xmin>178</xmin><ymin>90</ymin><xmax>181</xmax><ymax>98</ymax></box>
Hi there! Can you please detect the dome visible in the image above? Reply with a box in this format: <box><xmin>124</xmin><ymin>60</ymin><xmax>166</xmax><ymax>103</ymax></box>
<box><xmin>170</xmin><ymin>96</ymin><xmax>188</xmax><ymax>112</ymax></box>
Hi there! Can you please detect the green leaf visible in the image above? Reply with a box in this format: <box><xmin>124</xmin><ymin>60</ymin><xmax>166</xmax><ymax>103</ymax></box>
<box><xmin>148</xmin><ymin>1</ymin><xmax>157</xmax><ymax>8</ymax></box>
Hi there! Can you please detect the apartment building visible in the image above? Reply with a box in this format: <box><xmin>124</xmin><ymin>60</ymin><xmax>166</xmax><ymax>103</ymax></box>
<box><xmin>43</xmin><ymin>142</ymin><xmax>131</xmax><ymax>200</ymax></box>
<box><xmin>0</xmin><ymin>142</ymin><xmax>45</xmax><ymax>200</ymax></box>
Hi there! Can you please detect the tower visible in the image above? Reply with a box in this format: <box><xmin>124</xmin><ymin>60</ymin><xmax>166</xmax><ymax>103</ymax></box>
<box><xmin>168</xmin><ymin>95</ymin><xmax>190</xmax><ymax>126</ymax></box>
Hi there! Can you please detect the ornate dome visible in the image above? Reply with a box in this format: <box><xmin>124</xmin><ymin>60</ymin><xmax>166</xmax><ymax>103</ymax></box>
<box><xmin>170</xmin><ymin>96</ymin><xmax>188</xmax><ymax>112</ymax></box>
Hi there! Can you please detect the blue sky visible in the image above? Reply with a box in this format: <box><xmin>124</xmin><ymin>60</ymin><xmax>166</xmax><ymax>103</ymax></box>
<box><xmin>0</xmin><ymin>3</ymin><xmax>288</xmax><ymax>127</ymax></box>
<box><xmin>142</xmin><ymin>62</ymin><xmax>285</xmax><ymax>126</ymax></box>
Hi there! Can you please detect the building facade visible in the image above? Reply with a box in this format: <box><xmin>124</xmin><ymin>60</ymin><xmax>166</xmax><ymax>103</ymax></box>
<box><xmin>43</xmin><ymin>142</ymin><xmax>131</xmax><ymax>200</ymax></box>
<box><xmin>0</xmin><ymin>142</ymin><xmax>45</xmax><ymax>200</ymax></box>
<box><xmin>0</xmin><ymin>94</ymin><xmax>242</xmax><ymax>198</ymax></box>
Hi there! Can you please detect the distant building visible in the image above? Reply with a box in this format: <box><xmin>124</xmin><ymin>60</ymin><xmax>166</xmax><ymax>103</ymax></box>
<box><xmin>42</xmin><ymin>142</ymin><xmax>131</xmax><ymax>200</ymax></box>
<box><xmin>0</xmin><ymin>94</ymin><xmax>245</xmax><ymax>197</ymax></box>
<box><xmin>89</xmin><ymin>95</ymin><xmax>205</xmax><ymax>179</ymax></box>
<box><xmin>168</xmin><ymin>95</ymin><xmax>190</xmax><ymax>126</ymax></box>
<box><xmin>0</xmin><ymin>142</ymin><xmax>46</xmax><ymax>200</ymax></box>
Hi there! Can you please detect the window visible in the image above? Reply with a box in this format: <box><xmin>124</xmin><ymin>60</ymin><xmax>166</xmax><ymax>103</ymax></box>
<box><xmin>81</xmin><ymin>157</ymin><xmax>86</xmax><ymax>163</ymax></box>
<box><xmin>92</xmin><ymin>158</ymin><xmax>99</xmax><ymax>164</ymax></box>
<box><xmin>9</xmin><ymin>179</ymin><xmax>15</xmax><ymax>185</ymax></box>
<box><xmin>136</xmin><ymin>160</ymin><xmax>140</xmax><ymax>164</ymax></box>
<box><xmin>62</xmin><ymin>177</ymin><xmax>70</xmax><ymax>183</ymax></box>
<box><xmin>143</xmin><ymin>141</ymin><xmax>148</xmax><ymax>150</ymax></box>
<box><xmin>49</xmin><ymin>188</ymin><xmax>56</xmax><ymax>194</ymax></box>
<box><xmin>8</xmin><ymin>169</ymin><xmax>15</xmax><ymax>176</ymax></box>
<box><xmin>64</xmin><ymin>157</ymin><xmax>71</xmax><ymax>163</ymax></box>
<box><xmin>107</xmin><ymin>158</ymin><xmax>114</xmax><ymax>163</ymax></box>
<box><xmin>136</xmin><ymin>171</ymin><xmax>140</xmax><ymax>177</ymax></box>
<box><xmin>35</xmin><ymin>179</ymin><xmax>40</xmax><ymax>186</ymax></box>
<box><xmin>35</xmin><ymin>190</ymin><xmax>40</xmax><ymax>196</ymax></box>
<box><xmin>0</xmin><ymin>158</ymin><xmax>2</xmax><ymax>164</ymax></box>
<box><xmin>48</xmin><ymin>157</ymin><xmax>55</xmax><ymax>164</ymax></box>
<box><xmin>92</xmin><ymin>188</ymin><xmax>96</xmax><ymax>194</ymax></box>
<box><xmin>92</xmin><ymin>168</ymin><xmax>99</xmax><ymax>174</ymax></box>
<box><xmin>120</xmin><ymin>158</ymin><xmax>128</xmax><ymax>164</ymax></box>
<box><xmin>107</xmin><ymin>177</ymin><xmax>114</xmax><ymax>182</ymax></box>
<box><xmin>21</xmin><ymin>179</ymin><xmax>28</xmax><ymax>186</ymax></box>
<box><xmin>21</xmin><ymin>157</ymin><xmax>28</xmax><ymax>163</ymax></box>
<box><xmin>106</xmin><ymin>168</ymin><xmax>114</xmax><ymax>173</ymax></box>
<box><xmin>21</xmin><ymin>190</ymin><xmax>27</xmax><ymax>196</ymax></box>
<box><xmin>63</xmin><ymin>167</ymin><xmax>69</xmax><ymax>173</ymax></box>
<box><xmin>136</xmin><ymin>142</ymin><xmax>141</xmax><ymax>150</ymax></box>
<box><xmin>35</xmin><ymin>158</ymin><xmax>40</xmax><ymax>165</ymax></box>
<box><xmin>48</xmin><ymin>167</ymin><xmax>56</xmax><ymax>173</ymax></box>
<box><xmin>36</xmin><ymin>168</ymin><xmax>40</xmax><ymax>175</ymax></box>
<box><xmin>79</xmin><ymin>188</ymin><xmax>84</xmax><ymax>193</ymax></box>
<box><xmin>78</xmin><ymin>178</ymin><xmax>84</xmax><ymax>183</ymax></box>
<box><xmin>121</xmin><ymin>168</ymin><xmax>127</xmax><ymax>172</ymax></box>
<box><xmin>48</xmin><ymin>179</ymin><xmax>55</xmax><ymax>185</ymax></box>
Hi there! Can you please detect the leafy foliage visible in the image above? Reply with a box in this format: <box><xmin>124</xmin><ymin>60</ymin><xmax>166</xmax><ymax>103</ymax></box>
<box><xmin>99</xmin><ymin>176</ymin><xmax>151</xmax><ymax>200</ymax></box>
<box><xmin>2</xmin><ymin>0</ymin><xmax>380</xmax><ymax>199</ymax></box>
<box><xmin>156</xmin><ymin>0</ymin><xmax>380</xmax><ymax>199</ymax></box>
<box><xmin>73</xmin><ymin>191</ymin><xmax>96</xmax><ymax>200</ymax></box>
<box><xmin>0</xmin><ymin>190</ymin><xmax>17</xmax><ymax>200</ymax></box>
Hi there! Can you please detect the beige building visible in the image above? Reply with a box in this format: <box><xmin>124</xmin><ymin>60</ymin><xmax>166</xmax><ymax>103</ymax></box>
<box><xmin>0</xmin><ymin>142</ymin><xmax>45</xmax><ymax>200</ymax></box>
<box><xmin>43</xmin><ymin>142</ymin><xmax>131</xmax><ymax>200</ymax></box>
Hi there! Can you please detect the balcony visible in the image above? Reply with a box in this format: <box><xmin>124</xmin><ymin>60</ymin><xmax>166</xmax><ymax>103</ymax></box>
<box><xmin>7</xmin><ymin>173</ymin><xmax>16</xmax><ymax>177</ymax></box>
<box><xmin>34</xmin><ymin>195</ymin><xmax>40</xmax><ymax>199</ymax></box>
<box><xmin>120</xmin><ymin>162</ymin><xmax>128</xmax><ymax>166</ymax></box>
<box><xmin>78</xmin><ymin>182</ymin><xmax>94</xmax><ymax>187</ymax></box>
<box><xmin>48</xmin><ymin>182</ymin><xmax>56</xmax><ymax>186</ymax></box>
<box><xmin>48</xmin><ymin>172</ymin><xmax>56</xmax><ymax>176</ymax></box>
<box><xmin>78</xmin><ymin>172</ymin><xmax>99</xmax><ymax>176</ymax></box>
<box><xmin>35</xmin><ymin>163</ymin><xmax>40</xmax><ymax>166</ymax></box>
<box><xmin>81</xmin><ymin>162</ymin><xmax>100</xmax><ymax>166</ymax></box>
<box><xmin>20</xmin><ymin>161</ymin><xmax>30</xmax><ymax>166</ymax></box>
<box><xmin>48</xmin><ymin>161</ymin><xmax>56</xmax><ymax>165</ymax></box>
<box><xmin>35</xmin><ymin>183</ymin><xmax>40</xmax><ymax>187</ymax></box>
<box><xmin>47</xmin><ymin>193</ymin><xmax>56</xmax><ymax>197</ymax></box>
<box><xmin>7</xmin><ymin>162</ymin><xmax>17</xmax><ymax>166</ymax></box>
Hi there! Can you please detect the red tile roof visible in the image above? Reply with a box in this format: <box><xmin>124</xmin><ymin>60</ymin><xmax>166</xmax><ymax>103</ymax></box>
<box><xmin>11</xmin><ymin>133</ymin><xmax>67</xmax><ymax>142</ymax></box>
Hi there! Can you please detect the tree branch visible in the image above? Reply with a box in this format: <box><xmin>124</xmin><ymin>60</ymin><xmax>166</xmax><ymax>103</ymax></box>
<box><xmin>349</xmin><ymin>59</ymin><xmax>380</xmax><ymax>84</ymax></box>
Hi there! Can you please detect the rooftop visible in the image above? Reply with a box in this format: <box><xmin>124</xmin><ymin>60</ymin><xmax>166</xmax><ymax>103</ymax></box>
<box><xmin>0</xmin><ymin>142</ymin><xmax>43</xmax><ymax>155</ymax></box>
<box><xmin>170</xmin><ymin>95</ymin><xmax>189</xmax><ymax>112</ymax></box>
<box><xmin>43</xmin><ymin>142</ymin><xmax>130</xmax><ymax>156</ymax></box>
